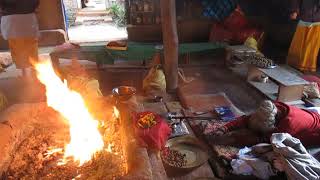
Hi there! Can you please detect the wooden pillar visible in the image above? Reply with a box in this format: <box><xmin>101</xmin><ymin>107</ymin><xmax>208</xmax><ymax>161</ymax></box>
<box><xmin>160</xmin><ymin>0</ymin><xmax>179</xmax><ymax>91</ymax></box>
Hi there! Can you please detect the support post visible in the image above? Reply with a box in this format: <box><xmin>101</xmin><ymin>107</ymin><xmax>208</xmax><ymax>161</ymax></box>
<box><xmin>160</xmin><ymin>0</ymin><xmax>179</xmax><ymax>91</ymax></box>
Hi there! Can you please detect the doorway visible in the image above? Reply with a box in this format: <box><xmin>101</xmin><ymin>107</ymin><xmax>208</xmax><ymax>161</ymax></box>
<box><xmin>63</xmin><ymin>0</ymin><xmax>128</xmax><ymax>43</ymax></box>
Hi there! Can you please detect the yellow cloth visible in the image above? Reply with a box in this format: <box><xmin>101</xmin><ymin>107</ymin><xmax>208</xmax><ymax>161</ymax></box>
<box><xmin>287</xmin><ymin>21</ymin><xmax>320</xmax><ymax>72</ymax></box>
<box><xmin>8</xmin><ymin>38</ymin><xmax>38</xmax><ymax>69</ymax></box>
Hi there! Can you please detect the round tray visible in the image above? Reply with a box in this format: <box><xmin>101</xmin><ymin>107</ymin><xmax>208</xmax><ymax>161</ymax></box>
<box><xmin>112</xmin><ymin>86</ymin><xmax>136</xmax><ymax>101</ymax></box>
<box><xmin>161</xmin><ymin>136</ymin><xmax>209</xmax><ymax>169</ymax></box>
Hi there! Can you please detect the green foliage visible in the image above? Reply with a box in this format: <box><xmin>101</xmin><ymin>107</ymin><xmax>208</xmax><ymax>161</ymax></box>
<box><xmin>109</xmin><ymin>3</ymin><xmax>126</xmax><ymax>27</ymax></box>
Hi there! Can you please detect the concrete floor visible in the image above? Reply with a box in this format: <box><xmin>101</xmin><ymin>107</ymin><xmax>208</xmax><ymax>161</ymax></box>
<box><xmin>68</xmin><ymin>23</ymin><xmax>127</xmax><ymax>43</ymax></box>
<box><xmin>0</xmin><ymin>48</ymin><xmax>260</xmax><ymax>114</ymax></box>
<box><xmin>68</xmin><ymin>0</ymin><xmax>127</xmax><ymax>43</ymax></box>
<box><xmin>0</xmin><ymin>57</ymin><xmax>146</xmax><ymax>105</ymax></box>
<box><xmin>180</xmin><ymin>65</ymin><xmax>264</xmax><ymax>114</ymax></box>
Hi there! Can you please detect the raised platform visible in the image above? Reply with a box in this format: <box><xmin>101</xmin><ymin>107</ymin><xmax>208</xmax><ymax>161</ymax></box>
<box><xmin>247</xmin><ymin>65</ymin><xmax>308</xmax><ymax>105</ymax></box>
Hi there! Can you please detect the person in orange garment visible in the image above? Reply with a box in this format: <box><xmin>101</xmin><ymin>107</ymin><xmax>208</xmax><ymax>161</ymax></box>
<box><xmin>0</xmin><ymin>0</ymin><xmax>40</xmax><ymax>79</ymax></box>
<box><xmin>287</xmin><ymin>0</ymin><xmax>320</xmax><ymax>72</ymax></box>
<box><xmin>213</xmin><ymin>100</ymin><xmax>320</xmax><ymax>147</ymax></box>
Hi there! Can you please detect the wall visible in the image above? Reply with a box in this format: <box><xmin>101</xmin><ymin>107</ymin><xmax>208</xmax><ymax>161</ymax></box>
<box><xmin>37</xmin><ymin>0</ymin><xmax>66</xmax><ymax>30</ymax></box>
<box><xmin>127</xmin><ymin>19</ymin><xmax>213</xmax><ymax>43</ymax></box>
<box><xmin>127</xmin><ymin>0</ymin><xmax>211</xmax><ymax>42</ymax></box>
<box><xmin>64</xmin><ymin>0</ymin><xmax>79</xmax><ymax>27</ymax></box>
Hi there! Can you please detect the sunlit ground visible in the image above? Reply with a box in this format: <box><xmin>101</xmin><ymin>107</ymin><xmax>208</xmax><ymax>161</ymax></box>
<box><xmin>68</xmin><ymin>23</ymin><xmax>127</xmax><ymax>43</ymax></box>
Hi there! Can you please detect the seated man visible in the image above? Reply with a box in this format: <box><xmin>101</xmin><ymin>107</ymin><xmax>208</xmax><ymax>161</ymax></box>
<box><xmin>213</xmin><ymin>100</ymin><xmax>320</xmax><ymax>147</ymax></box>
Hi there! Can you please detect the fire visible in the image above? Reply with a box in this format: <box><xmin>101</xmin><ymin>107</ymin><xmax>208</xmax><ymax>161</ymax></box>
<box><xmin>106</xmin><ymin>143</ymin><xmax>114</xmax><ymax>153</ymax></box>
<box><xmin>34</xmin><ymin>60</ymin><xmax>104</xmax><ymax>166</ymax></box>
<box><xmin>113</xmin><ymin>106</ymin><xmax>120</xmax><ymax>119</ymax></box>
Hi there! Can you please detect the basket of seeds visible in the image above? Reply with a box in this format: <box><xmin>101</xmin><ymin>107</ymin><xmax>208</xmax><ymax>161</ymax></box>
<box><xmin>161</xmin><ymin>136</ymin><xmax>209</xmax><ymax>169</ymax></box>
<box><xmin>235</xmin><ymin>54</ymin><xmax>277</xmax><ymax>69</ymax></box>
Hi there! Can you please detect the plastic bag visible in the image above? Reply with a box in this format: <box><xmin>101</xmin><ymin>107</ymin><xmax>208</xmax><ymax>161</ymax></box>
<box><xmin>244</xmin><ymin>37</ymin><xmax>259</xmax><ymax>50</ymax></box>
<box><xmin>244</xmin><ymin>37</ymin><xmax>264</xmax><ymax>56</ymax></box>
<box><xmin>143</xmin><ymin>65</ymin><xmax>166</xmax><ymax>93</ymax></box>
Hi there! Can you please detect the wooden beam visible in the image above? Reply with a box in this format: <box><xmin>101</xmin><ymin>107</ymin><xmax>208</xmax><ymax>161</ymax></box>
<box><xmin>160</xmin><ymin>0</ymin><xmax>179</xmax><ymax>91</ymax></box>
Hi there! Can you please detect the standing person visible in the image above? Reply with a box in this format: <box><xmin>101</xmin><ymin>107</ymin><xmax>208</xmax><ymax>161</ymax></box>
<box><xmin>81</xmin><ymin>0</ymin><xmax>89</xmax><ymax>8</ymax></box>
<box><xmin>287</xmin><ymin>0</ymin><xmax>320</xmax><ymax>72</ymax></box>
<box><xmin>0</xmin><ymin>0</ymin><xmax>40</xmax><ymax>79</ymax></box>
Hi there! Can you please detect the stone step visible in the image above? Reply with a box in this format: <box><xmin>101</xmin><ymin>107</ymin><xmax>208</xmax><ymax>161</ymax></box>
<box><xmin>75</xmin><ymin>16</ymin><xmax>113</xmax><ymax>25</ymax></box>
<box><xmin>77</xmin><ymin>10</ymin><xmax>109</xmax><ymax>17</ymax></box>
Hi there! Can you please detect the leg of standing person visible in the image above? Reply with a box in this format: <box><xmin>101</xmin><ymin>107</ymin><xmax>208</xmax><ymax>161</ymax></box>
<box><xmin>8</xmin><ymin>37</ymin><xmax>39</xmax><ymax>79</ymax></box>
<box><xmin>297</xmin><ymin>25</ymin><xmax>320</xmax><ymax>72</ymax></box>
<box><xmin>81</xmin><ymin>0</ymin><xmax>87</xmax><ymax>8</ymax></box>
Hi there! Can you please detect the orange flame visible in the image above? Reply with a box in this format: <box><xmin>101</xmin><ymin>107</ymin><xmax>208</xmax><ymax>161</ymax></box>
<box><xmin>113</xmin><ymin>106</ymin><xmax>120</xmax><ymax>119</ymax></box>
<box><xmin>34</xmin><ymin>60</ymin><xmax>104</xmax><ymax>166</ymax></box>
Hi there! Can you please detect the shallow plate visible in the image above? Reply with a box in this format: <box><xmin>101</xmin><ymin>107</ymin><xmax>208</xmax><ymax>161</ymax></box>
<box><xmin>112</xmin><ymin>86</ymin><xmax>136</xmax><ymax>101</ymax></box>
<box><xmin>161</xmin><ymin>136</ymin><xmax>209</xmax><ymax>169</ymax></box>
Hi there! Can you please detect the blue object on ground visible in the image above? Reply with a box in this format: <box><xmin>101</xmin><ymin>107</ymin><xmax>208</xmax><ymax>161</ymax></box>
<box><xmin>214</xmin><ymin>106</ymin><xmax>236</xmax><ymax>122</ymax></box>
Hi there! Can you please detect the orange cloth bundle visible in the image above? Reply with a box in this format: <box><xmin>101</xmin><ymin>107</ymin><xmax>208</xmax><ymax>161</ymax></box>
<box><xmin>133</xmin><ymin>111</ymin><xmax>171</xmax><ymax>150</ymax></box>
<box><xmin>106</xmin><ymin>41</ymin><xmax>127</xmax><ymax>51</ymax></box>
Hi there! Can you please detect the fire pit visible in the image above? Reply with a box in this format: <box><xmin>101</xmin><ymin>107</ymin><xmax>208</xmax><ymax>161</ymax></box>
<box><xmin>0</xmin><ymin>102</ymin><xmax>125</xmax><ymax>180</ymax></box>
<box><xmin>0</xmin><ymin>61</ymin><xmax>153</xmax><ymax>180</ymax></box>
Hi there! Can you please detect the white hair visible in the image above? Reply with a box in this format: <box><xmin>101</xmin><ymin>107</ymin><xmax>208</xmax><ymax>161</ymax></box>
<box><xmin>248</xmin><ymin>100</ymin><xmax>277</xmax><ymax>133</ymax></box>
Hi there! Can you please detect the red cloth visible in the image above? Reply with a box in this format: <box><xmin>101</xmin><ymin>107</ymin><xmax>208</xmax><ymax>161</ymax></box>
<box><xmin>224</xmin><ymin>102</ymin><xmax>320</xmax><ymax>147</ymax></box>
<box><xmin>209</xmin><ymin>7</ymin><xmax>263</xmax><ymax>44</ymax></box>
<box><xmin>303</xmin><ymin>75</ymin><xmax>320</xmax><ymax>88</ymax></box>
<box><xmin>133</xmin><ymin>112</ymin><xmax>171</xmax><ymax>150</ymax></box>
<box><xmin>223</xmin><ymin>7</ymin><xmax>249</xmax><ymax>30</ymax></box>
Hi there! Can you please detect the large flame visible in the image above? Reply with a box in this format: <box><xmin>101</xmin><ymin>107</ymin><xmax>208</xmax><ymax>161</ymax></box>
<box><xmin>34</xmin><ymin>60</ymin><xmax>104</xmax><ymax>166</ymax></box>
